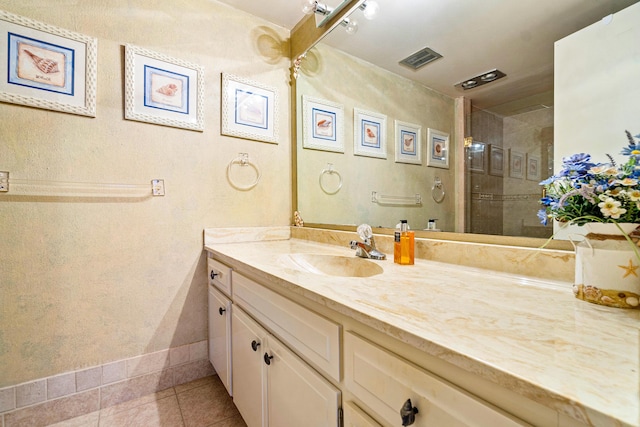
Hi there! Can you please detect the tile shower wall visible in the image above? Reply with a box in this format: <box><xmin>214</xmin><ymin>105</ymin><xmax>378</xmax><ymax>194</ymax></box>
<box><xmin>0</xmin><ymin>0</ymin><xmax>291</xmax><ymax>391</ymax></box>
<box><xmin>0</xmin><ymin>341</ymin><xmax>213</xmax><ymax>426</ymax></box>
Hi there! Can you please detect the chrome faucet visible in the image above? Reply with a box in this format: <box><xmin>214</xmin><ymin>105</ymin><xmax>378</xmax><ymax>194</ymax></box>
<box><xmin>350</xmin><ymin>224</ymin><xmax>386</xmax><ymax>260</ymax></box>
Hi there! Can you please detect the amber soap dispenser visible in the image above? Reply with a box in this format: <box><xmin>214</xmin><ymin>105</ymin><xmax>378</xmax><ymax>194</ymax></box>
<box><xmin>395</xmin><ymin>220</ymin><xmax>414</xmax><ymax>265</ymax></box>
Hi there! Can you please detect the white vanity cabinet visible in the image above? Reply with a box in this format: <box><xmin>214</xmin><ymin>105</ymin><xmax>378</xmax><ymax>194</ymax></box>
<box><xmin>232</xmin><ymin>306</ymin><xmax>341</xmax><ymax>427</ymax></box>
<box><xmin>345</xmin><ymin>332</ymin><xmax>529</xmax><ymax>427</ymax></box>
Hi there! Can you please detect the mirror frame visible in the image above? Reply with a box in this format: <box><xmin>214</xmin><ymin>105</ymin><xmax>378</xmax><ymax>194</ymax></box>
<box><xmin>289</xmin><ymin>3</ymin><xmax>572</xmax><ymax>252</ymax></box>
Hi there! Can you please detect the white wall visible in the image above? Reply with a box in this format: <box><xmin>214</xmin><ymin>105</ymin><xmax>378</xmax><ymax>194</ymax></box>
<box><xmin>0</xmin><ymin>0</ymin><xmax>292</xmax><ymax>387</ymax></box>
<box><xmin>554</xmin><ymin>2</ymin><xmax>640</xmax><ymax>239</ymax></box>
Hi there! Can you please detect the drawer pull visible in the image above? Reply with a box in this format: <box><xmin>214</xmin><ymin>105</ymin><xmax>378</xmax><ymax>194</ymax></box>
<box><xmin>218</xmin><ymin>307</ymin><xmax>226</xmax><ymax>315</ymax></box>
<box><xmin>264</xmin><ymin>352</ymin><xmax>274</xmax><ymax>365</ymax></box>
<box><xmin>251</xmin><ymin>340</ymin><xmax>261</xmax><ymax>351</ymax></box>
<box><xmin>400</xmin><ymin>399</ymin><xmax>419</xmax><ymax>426</ymax></box>
<box><xmin>210</xmin><ymin>270</ymin><xmax>219</xmax><ymax>280</ymax></box>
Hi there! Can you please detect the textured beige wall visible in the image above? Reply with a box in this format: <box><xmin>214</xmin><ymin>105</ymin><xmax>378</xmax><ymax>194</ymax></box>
<box><xmin>296</xmin><ymin>43</ymin><xmax>456</xmax><ymax>231</ymax></box>
<box><xmin>0</xmin><ymin>1</ymin><xmax>291</xmax><ymax>387</ymax></box>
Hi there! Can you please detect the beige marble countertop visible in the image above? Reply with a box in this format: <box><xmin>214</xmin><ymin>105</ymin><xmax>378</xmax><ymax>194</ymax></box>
<box><xmin>204</xmin><ymin>229</ymin><xmax>640</xmax><ymax>427</ymax></box>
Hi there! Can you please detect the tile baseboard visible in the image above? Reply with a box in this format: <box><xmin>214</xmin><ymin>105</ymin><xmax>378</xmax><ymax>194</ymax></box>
<box><xmin>0</xmin><ymin>341</ymin><xmax>215</xmax><ymax>427</ymax></box>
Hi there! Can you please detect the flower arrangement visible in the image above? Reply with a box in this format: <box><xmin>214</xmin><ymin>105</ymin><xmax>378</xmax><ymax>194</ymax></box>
<box><xmin>538</xmin><ymin>131</ymin><xmax>640</xmax><ymax>226</ymax></box>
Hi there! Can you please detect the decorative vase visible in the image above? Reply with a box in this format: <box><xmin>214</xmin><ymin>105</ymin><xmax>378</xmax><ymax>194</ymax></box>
<box><xmin>573</xmin><ymin>223</ymin><xmax>640</xmax><ymax>309</ymax></box>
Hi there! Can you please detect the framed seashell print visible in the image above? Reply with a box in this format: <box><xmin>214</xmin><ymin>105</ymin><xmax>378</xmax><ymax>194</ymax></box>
<box><xmin>0</xmin><ymin>10</ymin><xmax>97</xmax><ymax>117</ymax></box>
<box><xmin>221</xmin><ymin>73</ymin><xmax>278</xmax><ymax>143</ymax></box>
<box><xmin>124</xmin><ymin>44</ymin><xmax>204</xmax><ymax>132</ymax></box>
<box><xmin>394</xmin><ymin>120</ymin><xmax>422</xmax><ymax>165</ymax></box>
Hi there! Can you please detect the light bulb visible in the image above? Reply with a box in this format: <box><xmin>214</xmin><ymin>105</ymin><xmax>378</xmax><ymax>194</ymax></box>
<box><xmin>301</xmin><ymin>0</ymin><xmax>316</xmax><ymax>15</ymax></box>
<box><xmin>362</xmin><ymin>0</ymin><xmax>379</xmax><ymax>20</ymax></box>
<box><xmin>344</xmin><ymin>18</ymin><xmax>358</xmax><ymax>35</ymax></box>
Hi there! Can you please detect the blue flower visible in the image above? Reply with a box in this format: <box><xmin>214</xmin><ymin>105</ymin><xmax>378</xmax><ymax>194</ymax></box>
<box><xmin>537</xmin><ymin>209</ymin><xmax>549</xmax><ymax>226</ymax></box>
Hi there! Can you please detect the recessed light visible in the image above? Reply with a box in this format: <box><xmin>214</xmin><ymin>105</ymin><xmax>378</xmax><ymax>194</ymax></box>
<box><xmin>455</xmin><ymin>69</ymin><xmax>506</xmax><ymax>90</ymax></box>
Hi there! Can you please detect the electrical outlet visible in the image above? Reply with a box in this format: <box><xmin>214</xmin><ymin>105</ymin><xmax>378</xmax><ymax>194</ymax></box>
<box><xmin>151</xmin><ymin>179</ymin><xmax>165</xmax><ymax>196</ymax></box>
<box><xmin>0</xmin><ymin>171</ymin><xmax>8</xmax><ymax>192</ymax></box>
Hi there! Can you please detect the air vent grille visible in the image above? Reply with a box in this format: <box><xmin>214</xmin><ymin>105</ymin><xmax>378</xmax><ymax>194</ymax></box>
<box><xmin>399</xmin><ymin>47</ymin><xmax>442</xmax><ymax>70</ymax></box>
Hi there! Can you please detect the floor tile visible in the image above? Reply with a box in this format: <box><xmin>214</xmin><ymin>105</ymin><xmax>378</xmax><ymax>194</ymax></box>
<box><xmin>177</xmin><ymin>377</ymin><xmax>239</xmax><ymax>427</ymax></box>
<box><xmin>47</xmin><ymin>411</ymin><xmax>99</xmax><ymax>427</ymax></box>
<box><xmin>98</xmin><ymin>395</ymin><xmax>183</xmax><ymax>427</ymax></box>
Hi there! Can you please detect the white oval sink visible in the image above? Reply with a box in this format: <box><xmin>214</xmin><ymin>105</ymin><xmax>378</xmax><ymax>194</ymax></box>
<box><xmin>279</xmin><ymin>253</ymin><xmax>384</xmax><ymax>278</ymax></box>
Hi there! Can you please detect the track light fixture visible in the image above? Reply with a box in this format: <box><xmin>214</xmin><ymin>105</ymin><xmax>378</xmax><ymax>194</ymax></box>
<box><xmin>301</xmin><ymin>0</ymin><xmax>378</xmax><ymax>33</ymax></box>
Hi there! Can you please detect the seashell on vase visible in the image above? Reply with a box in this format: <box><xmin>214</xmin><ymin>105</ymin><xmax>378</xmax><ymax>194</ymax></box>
<box><xmin>573</xmin><ymin>223</ymin><xmax>640</xmax><ymax>309</ymax></box>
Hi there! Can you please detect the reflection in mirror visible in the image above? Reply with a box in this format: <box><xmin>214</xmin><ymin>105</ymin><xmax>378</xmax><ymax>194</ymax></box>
<box><xmin>294</xmin><ymin>0</ymin><xmax>638</xmax><ymax>240</ymax></box>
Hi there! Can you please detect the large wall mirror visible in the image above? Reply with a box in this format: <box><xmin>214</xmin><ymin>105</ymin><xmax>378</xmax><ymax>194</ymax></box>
<box><xmin>294</xmin><ymin>0</ymin><xmax>637</xmax><ymax>244</ymax></box>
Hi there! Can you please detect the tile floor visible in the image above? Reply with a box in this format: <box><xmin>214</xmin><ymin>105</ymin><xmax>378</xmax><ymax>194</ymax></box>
<box><xmin>47</xmin><ymin>375</ymin><xmax>246</xmax><ymax>427</ymax></box>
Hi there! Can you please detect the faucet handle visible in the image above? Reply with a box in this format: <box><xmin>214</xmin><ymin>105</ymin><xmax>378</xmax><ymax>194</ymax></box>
<box><xmin>357</xmin><ymin>224</ymin><xmax>373</xmax><ymax>240</ymax></box>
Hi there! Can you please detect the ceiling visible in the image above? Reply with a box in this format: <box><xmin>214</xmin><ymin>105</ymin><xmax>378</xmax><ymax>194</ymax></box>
<box><xmin>219</xmin><ymin>0</ymin><xmax>639</xmax><ymax>115</ymax></box>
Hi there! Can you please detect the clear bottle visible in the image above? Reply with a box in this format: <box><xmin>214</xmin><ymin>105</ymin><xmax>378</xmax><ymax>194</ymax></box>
<box><xmin>399</xmin><ymin>220</ymin><xmax>415</xmax><ymax>265</ymax></box>
<box><xmin>394</xmin><ymin>227</ymin><xmax>401</xmax><ymax>264</ymax></box>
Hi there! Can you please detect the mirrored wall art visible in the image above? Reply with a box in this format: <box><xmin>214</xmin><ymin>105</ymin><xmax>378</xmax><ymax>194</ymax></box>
<box><xmin>394</xmin><ymin>120</ymin><xmax>422</xmax><ymax>164</ymax></box>
<box><xmin>302</xmin><ymin>95</ymin><xmax>344</xmax><ymax>152</ymax></box>
<box><xmin>426</xmin><ymin>128</ymin><xmax>449</xmax><ymax>169</ymax></box>
<box><xmin>353</xmin><ymin>108</ymin><xmax>387</xmax><ymax>159</ymax></box>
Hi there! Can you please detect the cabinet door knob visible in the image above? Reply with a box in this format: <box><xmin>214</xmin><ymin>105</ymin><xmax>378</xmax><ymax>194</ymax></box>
<box><xmin>400</xmin><ymin>398</ymin><xmax>419</xmax><ymax>426</ymax></box>
<box><xmin>210</xmin><ymin>270</ymin><xmax>219</xmax><ymax>279</ymax></box>
<box><xmin>218</xmin><ymin>307</ymin><xmax>226</xmax><ymax>315</ymax></box>
<box><xmin>263</xmin><ymin>353</ymin><xmax>274</xmax><ymax>365</ymax></box>
<box><xmin>251</xmin><ymin>340</ymin><xmax>261</xmax><ymax>351</ymax></box>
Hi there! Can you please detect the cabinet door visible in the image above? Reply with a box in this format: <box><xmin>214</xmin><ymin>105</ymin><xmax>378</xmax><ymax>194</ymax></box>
<box><xmin>208</xmin><ymin>285</ymin><xmax>232</xmax><ymax>396</ymax></box>
<box><xmin>343</xmin><ymin>401</ymin><xmax>382</xmax><ymax>427</ymax></box>
<box><xmin>232</xmin><ymin>308</ymin><xmax>268</xmax><ymax>427</ymax></box>
<box><xmin>265</xmin><ymin>335</ymin><xmax>341</xmax><ymax>427</ymax></box>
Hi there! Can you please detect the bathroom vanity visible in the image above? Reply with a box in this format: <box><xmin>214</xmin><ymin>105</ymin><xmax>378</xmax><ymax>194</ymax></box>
<box><xmin>204</xmin><ymin>227</ymin><xmax>640</xmax><ymax>427</ymax></box>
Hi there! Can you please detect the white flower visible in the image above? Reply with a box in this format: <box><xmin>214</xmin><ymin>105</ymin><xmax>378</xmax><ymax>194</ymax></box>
<box><xmin>598</xmin><ymin>197</ymin><xmax>627</xmax><ymax>219</ymax></box>
<box><xmin>616</xmin><ymin>177</ymin><xmax>638</xmax><ymax>186</ymax></box>
<box><xmin>628</xmin><ymin>189</ymin><xmax>640</xmax><ymax>201</ymax></box>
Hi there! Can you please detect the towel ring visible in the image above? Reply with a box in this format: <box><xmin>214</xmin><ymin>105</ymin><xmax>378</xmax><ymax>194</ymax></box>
<box><xmin>432</xmin><ymin>177</ymin><xmax>445</xmax><ymax>203</ymax></box>
<box><xmin>227</xmin><ymin>153</ymin><xmax>261</xmax><ymax>191</ymax></box>
<box><xmin>319</xmin><ymin>163</ymin><xmax>342</xmax><ymax>195</ymax></box>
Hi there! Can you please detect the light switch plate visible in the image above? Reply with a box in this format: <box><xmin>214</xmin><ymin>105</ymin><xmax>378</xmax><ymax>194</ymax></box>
<box><xmin>151</xmin><ymin>179</ymin><xmax>165</xmax><ymax>196</ymax></box>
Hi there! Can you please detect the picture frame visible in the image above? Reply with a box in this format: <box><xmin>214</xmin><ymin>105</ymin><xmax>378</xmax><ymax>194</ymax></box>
<box><xmin>394</xmin><ymin>120</ymin><xmax>422</xmax><ymax>164</ymax></box>
<box><xmin>221</xmin><ymin>73</ymin><xmax>278</xmax><ymax>144</ymax></box>
<box><xmin>353</xmin><ymin>108</ymin><xmax>386</xmax><ymax>159</ymax></box>
<box><xmin>302</xmin><ymin>95</ymin><xmax>344</xmax><ymax>153</ymax></box>
<box><xmin>489</xmin><ymin>145</ymin><xmax>505</xmax><ymax>177</ymax></box>
<box><xmin>509</xmin><ymin>149</ymin><xmax>524</xmax><ymax>179</ymax></box>
<box><xmin>527</xmin><ymin>154</ymin><xmax>541</xmax><ymax>181</ymax></box>
<box><xmin>124</xmin><ymin>44</ymin><xmax>204</xmax><ymax>131</ymax></box>
<box><xmin>0</xmin><ymin>10</ymin><xmax>97</xmax><ymax>117</ymax></box>
<box><xmin>468</xmin><ymin>142</ymin><xmax>486</xmax><ymax>173</ymax></box>
<box><xmin>426</xmin><ymin>128</ymin><xmax>449</xmax><ymax>169</ymax></box>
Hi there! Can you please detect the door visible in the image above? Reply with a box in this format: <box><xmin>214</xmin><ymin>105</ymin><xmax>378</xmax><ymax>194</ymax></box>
<box><xmin>208</xmin><ymin>285</ymin><xmax>232</xmax><ymax>395</ymax></box>
<box><xmin>232</xmin><ymin>307</ymin><xmax>268</xmax><ymax>427</ymax></box>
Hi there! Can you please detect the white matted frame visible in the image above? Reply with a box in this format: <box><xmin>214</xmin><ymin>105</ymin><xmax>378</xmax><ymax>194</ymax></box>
<box><xmin>526</xmin><ymin>154</ymin><xmax>541</xmax><ymax>181</ymax></box>
<box><xmin>124</xmin><ymin>44</ymin><xmax>204</xmax><ymax>131</ymax></box>
<box><xmin>426</xmin><ymin>128</ymin><xmax>449</xmax><ymax>169</ymax></box>
<box><xmin>489</xmin><ymin>145</ymin><xmax>505</xmax><ymax>177</ymax></box>
<box><xmin>394</xmin><ymin>120</ymin><xmax>422</xmax><ymax>164</ymax></box>
<box><xmin>354</xmin><ymin>108</ymin><xmax>386</xmax><ymax>159</ymax></box>
<box><xmin>302</xmin><ymin>95</ymin><xmax>344</xmax><ymax>153</ymax></box>
<box><xmin>509</xmin><ymin>149</ymin><xmax>524</xmax><ymax>179</ymax></box>
<box><xmin>221</xmin><ymin>73</ymin><xmax>278</xmax><ymax>143</ymax></box>
<box><xmin>0</xmin><ymin>10</ymin><xmax>97</xmax><ymax>117</ymax></box>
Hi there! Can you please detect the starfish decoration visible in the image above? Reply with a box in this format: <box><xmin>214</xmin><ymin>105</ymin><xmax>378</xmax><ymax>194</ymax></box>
<box><xmin>618</xmin><ymin>259</ymin><xmax>639</xmax><ymax>278</ymax></box>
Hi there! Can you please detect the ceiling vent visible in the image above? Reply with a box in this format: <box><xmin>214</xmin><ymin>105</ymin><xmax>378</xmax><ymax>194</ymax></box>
<box><xmin>399</xmin><ymin>47</ymin><xmax>442</xmax><ymax>70</ymax></box>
